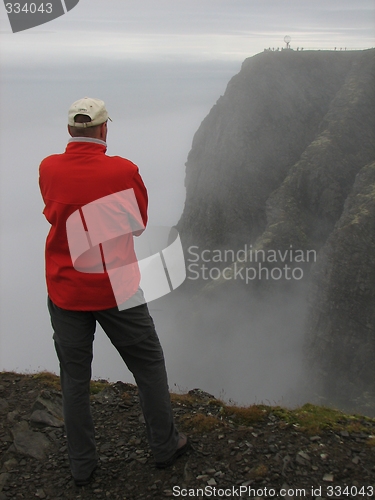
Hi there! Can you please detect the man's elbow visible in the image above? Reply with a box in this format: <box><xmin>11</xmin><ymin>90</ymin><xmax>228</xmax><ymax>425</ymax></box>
<box><xmin>133</xmin><ymin>228</ymin><xmax>145</xmax><ymax>237</ymax></box>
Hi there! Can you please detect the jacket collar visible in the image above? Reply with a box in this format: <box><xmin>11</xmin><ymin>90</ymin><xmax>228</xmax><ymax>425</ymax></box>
<box><xmin>68</xmin><ymin>137</ymin><xmax>107</xmax><ymax>147</ymax></box>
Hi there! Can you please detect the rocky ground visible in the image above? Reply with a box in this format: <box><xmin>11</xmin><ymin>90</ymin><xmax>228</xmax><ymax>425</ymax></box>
<box><xmin>0</xmin><ymin>372</ymin><xmax>375</xmax><ymax>500</ymax></box>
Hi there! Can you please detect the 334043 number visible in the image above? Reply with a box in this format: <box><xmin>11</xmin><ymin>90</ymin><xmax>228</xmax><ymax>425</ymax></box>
<box><xmin>5</xmin><ymin>3</ymin><xmax>53</xmax><ymax>14</ymax></box>
<box><xmin>326</xmin><ymin>485</ymin><xmax>374</xmax><ymax>497</ymax></box>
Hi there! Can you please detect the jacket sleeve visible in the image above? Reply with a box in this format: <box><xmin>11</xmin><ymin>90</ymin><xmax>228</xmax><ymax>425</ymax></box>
<box><xmin>39</xmin><ymin>159</ymin><xmax>51</xmax><ymax>221</ymax></box>
<box><xmin>131</xmin><ymin>168</ymin><xmax>148</xmax><ymax>236</ymax></box>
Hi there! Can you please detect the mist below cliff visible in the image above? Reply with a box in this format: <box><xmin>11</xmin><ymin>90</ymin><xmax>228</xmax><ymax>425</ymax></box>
<box><xmin>150</xmin><ymin>283</ymin><xmax>309</xmax><ymax>407</ymax></box>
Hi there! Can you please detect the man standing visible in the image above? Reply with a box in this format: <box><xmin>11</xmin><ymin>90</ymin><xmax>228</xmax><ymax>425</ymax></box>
<box><xmin>39</xmin><ymin>97</ymin><xmax>188</xmax><ymax>486</ymax></box>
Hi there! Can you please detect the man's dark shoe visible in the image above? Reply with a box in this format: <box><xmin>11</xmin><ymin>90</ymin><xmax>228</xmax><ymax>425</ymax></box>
<box><xmin>155</xmin><ymin>433</ymin><xmax>190</xmax><ymax>469</ymax></box>
<box><xmin>74</xmin><ymin>466</ymin><xmax>97</xmax><ymax>487</ymax></box>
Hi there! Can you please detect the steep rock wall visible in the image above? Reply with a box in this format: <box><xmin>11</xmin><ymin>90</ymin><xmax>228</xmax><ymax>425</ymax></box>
<box><xmin>305</xmin><ymin>162</ymin><xmax>375</xmax><ymax>413</ymax></box>
<box><xmin>178</xmin><ymin>50</ymin><xmax>365</xmax><ymax>248</ymax></box>
<box><xmin>177</xmin><ymin>49</ymin><xmax>375</xmax><ymax>413</ymax></box>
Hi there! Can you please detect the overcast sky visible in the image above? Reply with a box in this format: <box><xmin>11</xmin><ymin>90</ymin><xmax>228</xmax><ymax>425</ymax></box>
<box><xmin>1</xmin><ymin>0</ymin><xmax>374</xmax><ymax>62</ymax></box>
<box><xmin>0</xmin><ymin>0</ymin><xmax>374</xmax><ymax>403</ymax></box>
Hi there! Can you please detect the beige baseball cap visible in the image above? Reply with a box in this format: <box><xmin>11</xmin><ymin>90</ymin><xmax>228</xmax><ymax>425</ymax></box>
<box><xmin>68</xmin><ymin>97</ymin><xmax>112</xmax><ymax>128</ymax></box>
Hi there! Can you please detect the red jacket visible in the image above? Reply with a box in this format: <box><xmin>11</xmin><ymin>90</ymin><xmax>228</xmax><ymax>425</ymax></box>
<box><xmin>39</xmin><ymin>138</ymin><xmax>148</xmax><ymax>310</ymax></box>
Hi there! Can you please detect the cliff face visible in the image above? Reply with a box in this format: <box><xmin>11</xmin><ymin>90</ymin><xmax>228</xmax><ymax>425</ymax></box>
<box><xmin>178</xmin><ymin>50</ymin><xmax>374</xmax><ymax>249</ymax></box>
<box><xmin>256</xmin><ymin>49</ymin><xmax>375</xmax><ymax>254</ymax></box>
<box><xmin>305</xmin><ymin>161</ymin><xmax>375</xmax><ymax>413</ymax></box>
<box><xmin>177</xmin><ymin>49</ymin><xmax>375</xmax><ymax>413</ymax></box>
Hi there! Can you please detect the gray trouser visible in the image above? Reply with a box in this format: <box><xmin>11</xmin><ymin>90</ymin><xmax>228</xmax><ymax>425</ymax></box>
<box><xmin>48</xmin><ymin>296</ymin><xmax>179</xmax><ymax>481</ymax></box>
